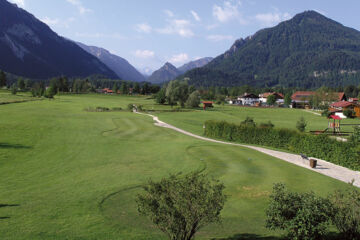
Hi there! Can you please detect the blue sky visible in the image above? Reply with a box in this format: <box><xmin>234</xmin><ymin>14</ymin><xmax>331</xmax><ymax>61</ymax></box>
<box><xmin>9</xmin><ymin>0</ymin><xmax>360</xmax><ymax>74</ymax></box>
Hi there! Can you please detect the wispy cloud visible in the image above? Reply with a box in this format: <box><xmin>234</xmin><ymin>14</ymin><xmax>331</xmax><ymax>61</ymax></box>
<box><xmin>66</xmin><ymin>0</ymin><xmax>92</xmax><ymax>15</ymax></box>
<box><xmin>164</xmin><ymin>9</ymin><xmax>175</xmax><ymax>17</ymax></box>
<box><xmin>207</xmin><ymin>34</ymin><xmax>234</xmax><ymax>42</ymax></box>
<box><xmin>157</xmin><ymin>19</ymin><xmax>194</xmax><ymax>38</ymax></box>
<box><xmin>169</xmin><ymin>53</ymin><xmax>189</xmax><ymax>65</ymax></box>
<box><xmin>134</xmin><ymin>50</ymin><xmax>155</xmax><ymax>59</ymax></box>
<box><xmin>135</xmin><ymin>23</ymin><xmax>152</xmax><ymax>33</ymax></box>
<box><xmin>212</xmin><ymin>0</ymin><xmax>247</xmax><ymax>24</ymax></box>
<box><xmin>191</xmin><ymin>10</ymin><xmax>201</xmax><ymax>22</ymax></box>
<box><xmin>9</xmin><ymin>0</ymin><xmax>25</xmax><ymax>8</ymax></box>
<box><xmin>255</xmin><ymin>11</ymin><xmax>291</xmax><ymax>27</ymax></box>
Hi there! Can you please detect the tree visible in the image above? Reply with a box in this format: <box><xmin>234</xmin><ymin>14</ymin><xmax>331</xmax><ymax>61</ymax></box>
<box><xmin>296</xmin><ymin>117</ymin><xmax>307</xmax><ymax>132</ymax></box>
<box><xmin>330</xmin><ymin>187</ymin><xmax>360</xmax><ymax>240</ymax></box>
<box><xmin>241</xmin><ymin>117</ymin><xmax>256</xmax><ymax>127</ymax></box>
<box><xmin>137</xmin><ymin>171</ymin><xmax>226</xmax><ymax>240</ymax></box>
<box><xmin>266</xmin><ymin>183</ymin><xmax>333</xmax><ymax>240</ymax></box>
<box><xmin>45</xmin><ymin>86</ymin><xmax>56</xmax><ymax>98</ymax></box>
<box><xmin>344</xmin><ymin>109</ymin><xmax>355</xmax><ymax>119</ymax></box>
<box><xmin>133</xmin><ymin>82</ymin><xmax>141</xmax><ymax>94</ymax></box>
<box><xmin>266</xmin><ymin>94</ymin><xmax>277</xmax><ymax>106</ymax></box>
<box><xmin>186</xmin><ymin>91</ymin><xmax>200</xmax><ymax>108</ymax></box>
<box><xmin>284</xmin><ymin>93</ymin><xmax>292</xmax><ymax>106</ymax></box>
<box><xmin>155</xmin><ymin>88</ymin><xmax>167</xmax><ymax>104</ymax></box>
<box><xmin>112</xmin><ymin>82</ymin><xmax>119</xmax><ymax>94</ymax></box>
<box><xmin>16</xmin><ymin>78</ymin><xmax>25</xmax><ymax>91</ymax></box>
<box><xmin>11</xmin><ymin>84</ymin><xmax>17</xmax><ymax>95</ymax></box>
<box><xmin>0</xmin><ymin>71</ymin><xmax>6</xmax><ymax>87</ymax></box>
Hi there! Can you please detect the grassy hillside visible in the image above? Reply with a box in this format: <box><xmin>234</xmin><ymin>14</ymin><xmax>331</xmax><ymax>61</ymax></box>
<box><xmin>0</xmin><ymin>93</ymin><xmax>353</xmax><ymax>239</ymax></box>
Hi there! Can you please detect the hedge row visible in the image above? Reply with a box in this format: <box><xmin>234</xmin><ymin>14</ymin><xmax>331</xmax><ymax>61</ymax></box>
<box><xmin>204</xmin><ymin>120</ymin><xmax>360</xmax><ymax>171</ymax></box>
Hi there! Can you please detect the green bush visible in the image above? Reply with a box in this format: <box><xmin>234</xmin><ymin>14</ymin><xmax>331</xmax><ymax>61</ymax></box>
<box><xmin>266</xmin><ymin>183</ymin><xmax>333</xmax><ymax>240</ymax></box>
<box><xmin>127</xmin><ymin>103</ymin><xmax>134</xmax><ymax>112</ymax></box>
<box><xmin>344</xmin><ymin>109</ymin><xmax>355</xmax><ymax>118</ymax></box>
<box><xmin>296</xmin><ymin>117</ymin><xmax>307</xmax><ymax>132</ymax></box>
<box><xmin>204</xmin><ymin>120</ymin><xmax>360</xmax><ymax>170</ymax></box>
<box><xmin>330</xmin><ymin>187</ymin><xmax>360</xmax><ymax>240</ymax></box>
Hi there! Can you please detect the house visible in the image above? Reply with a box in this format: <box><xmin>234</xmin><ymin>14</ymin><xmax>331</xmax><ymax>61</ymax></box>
<box><xmin>102</xmin><ymin>88</ymin><xmax>114</xmax><ymax>94</ymax></box>
<box><xmin>227</xmin><ymin>98</ymin><xmax>241</xmax><ymax>105</ymax></box>
<box><xmin>202</xmin><ymin>101</ymin><xmax>213</xmax><ymax>110</ymax></box>
<box><xmin>291</xmin><ymin>91</ymin><xmax>346</xmax><ymax>108</ymax></box>
<box><xmin>259</xmin><ymin>92</ymin><xmax>284</xmax><ymax>105</ymax></box>
<box><xmin>238</xmin><ymin>93</ymin><xmax>260</xmax><ymax>106</ymax></box>
<box><xmin>329</xmin><ymin>101</ymin><xmax>356</xmax><ymax>118</ymax></box>
<box><xmin>349</xmin><ymin>98</ymin><xmax>358</xmax><ymax>103</ymax></box>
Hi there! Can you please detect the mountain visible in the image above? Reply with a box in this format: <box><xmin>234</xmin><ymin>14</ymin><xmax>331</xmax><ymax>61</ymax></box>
<box><xmin>147</xmin><ymin>62</ymin><xmax>180</xmax><ymax>84</ymax></box>
<box><xmin>177</xmin><ymin>57</ymin><xmax>213</xmax><ymax>73</ymax></box>
<box><xmin>182</xmin><ymin>11</ymin><xmax>360</xmax><ymax>88</ymax></box>
<box><xmin>77</xmin><ymin>42</ymin><xmax>145</xmax><ymax>82</ymax></box>
<box><xmin>0</xmin><ymin>0</ymin><xmax>117</xmax><ymax>79</ymax></box>
<box><xmin>148</xmin><ymin>58</ymin><xmax>213</xmax><ymax>84</ymax></box>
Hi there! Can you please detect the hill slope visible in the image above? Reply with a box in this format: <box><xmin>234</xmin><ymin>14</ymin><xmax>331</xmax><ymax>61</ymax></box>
<box><xmin>183</xmin><ymin>11</ymin><xmax>360</xmax><ymax>88</ymax></box>
<box><xmin>77</xmin><ymin>42</ymin><xmax>145</xmax><ymax>82</ymax></box>
<box><xmin>177</xmin><ymin>57</ymin><xmax>213</xmax><ymax>73</ymax></box>
<box><xmin>0</xmin><ymin>0</ymin><xmax>117</xmax><ymax>79</ymax></box>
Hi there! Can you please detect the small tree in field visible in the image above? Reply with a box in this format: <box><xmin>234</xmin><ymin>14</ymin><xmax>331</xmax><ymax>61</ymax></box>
<box><xmin>185</xmin><ymin>91</ymin><xmax>200</xmax><ymax>108</ymax></box>
<box><xmin>266</xmin><ymin>94</ymin><xmax>277</xmax><ymax>106</ymax></box>
<box><xmin>296</xmin><ymin>117</ymin><xmax>307</xmax><ymax>132</ymax></box>
<box><xmin>0</xmin><ymin>71</ymin><xmax>6</xmax><ymax>88</ymax></box>
<box><xmin>11</xmin><ymin>84</ymin><xmax>17</xmax><ymax>95</ymax></box>
<box><xmin>137</xmin><ymin>171</ymin><xmax>226</xmax><ymax>240</ymax></box>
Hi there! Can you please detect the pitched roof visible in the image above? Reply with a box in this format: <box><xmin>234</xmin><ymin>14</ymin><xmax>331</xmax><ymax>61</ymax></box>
<box><xmin>330</xmin><ymin>101</ymin><xmax>353</xmax><ymax>108</ymax></box>
<box><xmin>291</xmin><ymin>91</ymin><xmax>315</xmax><ymax>100</ymax></box>
<box><xmin>240</xmin><ymin>93</ymin><xmax>259</xmax><ymax>98</ymax></box>
<box><xmin>260</xmin><ymin>92</ymin><xmax>284</xmax><ymax>99</ymax></box>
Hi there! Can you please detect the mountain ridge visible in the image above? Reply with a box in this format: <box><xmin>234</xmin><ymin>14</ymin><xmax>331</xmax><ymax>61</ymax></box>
<box><xmin>0</xmin><ymin>0</ymin><xmax>117</xmax><ymax>79</ymax></box>
<box><xmin>181</xmin><ymin>10</ymin><xmax>360</xmax><ymax>88</ymax></box>
<box><xmin>76</xmin><ymin>42</ymin><xmax>145</xmax><ymax>82</ymax></box>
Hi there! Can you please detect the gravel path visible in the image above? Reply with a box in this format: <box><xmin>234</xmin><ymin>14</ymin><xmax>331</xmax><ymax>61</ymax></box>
<box><xmin>136</xmin><ymin>112</ymin><xmax>360</xmax><ymax>188</ymax></box>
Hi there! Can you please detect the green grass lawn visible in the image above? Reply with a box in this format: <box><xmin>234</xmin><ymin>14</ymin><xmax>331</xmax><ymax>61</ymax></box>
<box><xmin>0</xmin><ymin>93</ymin><xmax>354</xmax><ymax>240</ymax></box>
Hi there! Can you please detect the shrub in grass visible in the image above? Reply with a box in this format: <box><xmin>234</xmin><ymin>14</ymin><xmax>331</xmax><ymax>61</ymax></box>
<box><xmin>259</xmin><ymin>121</ymin><xmax>274</xmax><ymax>129</ymax></box>
<box><xmin>296</xmin><ymin>117</ymin><xmax>307</xmax><ymax>132</ymax></box>
<box><xmin>127</xmin><ymin>103</ymin><xmax>134</xmax><ymax>112</ymax></box>
<box><xmin>137</xmin><ymin>171</ymin><xmax>226</xmax><ymax>240</ymax></box>
<box><xmin>96</xmin><ymin>107</ymin><xmax>110</xmax><ymax>112</ymax></box>
<box><xmin>11</xmin><ymin>84</ymin><xmax>17</xmax><ymax>95</ymax></box>
<box><xmin>111</xmin><ymin>107</ymin><xmax>122</xmax><ymax>111</ymax></box>
<box><xmin>241</xmin><ymin>116</ymin><xmax>256</xmax><ymax>127</ymax></box>
<box><xmin>330</xmin><ymin>187</ymin><xmax>360</xmax><ymax>240</ymax></box>
<box><xmin>266</xmin><ymin>183</ymin><xmax>333</xmax><ymax>240</ymax></box>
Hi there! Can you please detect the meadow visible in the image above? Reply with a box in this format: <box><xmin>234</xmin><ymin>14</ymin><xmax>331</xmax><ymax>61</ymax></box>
<box><xmin>0</xmin><ymin>93</ymin><xmax>355</xmax><ymax>240</ymax></box>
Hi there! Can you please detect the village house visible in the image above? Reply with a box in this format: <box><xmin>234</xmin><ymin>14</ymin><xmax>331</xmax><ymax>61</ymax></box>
<box><xmin>329</xmin><ymin>101</ymin><xmax>355</xmax><ymax>118</ymax></box>
<box><xmin>238</xmin><ymin>93</ymin><xmax>260</xmax><ymax>106</ymax></box>
<box><xmin>291</xmin><ymin>91</ymin><xmax>346</xmax><ymax>108</ymax></box>
<box><xmin>102</xmin><ymin>88</ymin><xmax>114</xmax><ymax>94</ymax></box>
<box><xmin>259</xmin><ymin>92</ymin><xmax>284</xmax><ymax>105</ymax></box>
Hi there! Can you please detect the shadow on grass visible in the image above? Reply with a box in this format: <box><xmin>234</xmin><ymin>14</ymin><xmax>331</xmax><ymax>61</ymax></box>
<box><xmin>0</xmin><ymin>204</ymin><xmax>20</xmax><ymax>220</ymax></box>
<box><xmin>212</xmin><ymin>233</ymin><xmax>284</xmax><ymax>240</ymax></box>
<box><xmin>0</xmin><ymin>143</ymin><xmax>31</xmax><ymax>149</ymax></box>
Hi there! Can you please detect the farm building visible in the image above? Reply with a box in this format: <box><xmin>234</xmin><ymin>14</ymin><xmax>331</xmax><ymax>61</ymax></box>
<box><xmin>202</xmin><ymin>101</ymin><xmax>214</xmax><ymax>110</ymax></box>
<box><xmin>238</xmin><ymin>93</ymin><xmax>260</xmax><ymax>106</ymax></box>
<box><xmin>259</xmin><ymin>92</ymin><xmax>284</xmax><ymax>105</ymax></box>
<box><xmin>291</xmin><ymin>91</ymin><xmax>346</xmax><ymax>108</ymax></box>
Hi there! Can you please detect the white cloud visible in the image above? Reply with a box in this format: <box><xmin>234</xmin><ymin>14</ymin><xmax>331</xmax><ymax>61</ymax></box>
<box><xmin>169</xmin><ymin>53</ymin><xmax>189</xmax><ymax>65</ymax></box>
<box><xmin>207</xmin><ymin>34</ymin><xmax>234</xmax><ymax>42</ymax></box>
<box><xmin>213</xmin><ymin>0</ymin><xmax>246</xmax><ymax>24</ymax></box>
<box><xmin>66</xmin><ymin>0</ymin><xmax>92</xmax><ymax>15</ymax></box>
<box><xmin>255</xmin><ymin>12</ymin><xmax>291</xmax><ymax>27</ymax></box>
<box><xmin>191</xmin><ymin>10</ymin><xmax>201</xmax><ymax>22</ymax></box>
<box><xmin>164</xmin><ymin>9</ymin><xmax>174</xmax><ymax>17</ymax></box>
<box><xmin>157</xmin><ymin>19</ymin><xmax>194</xmax><ymax>38</ymax></box>
<box><xmin>135</xmin><ymin>23</ymin><xmax>152</xmax><ymax>33</ymax></box>
<box><xmin>9</xmin><ymin>0</ymin><xmax>25</xmax><ymax>8</ymax></box>
<box><xmin>134</xmin><ymin>50</ymin><xmax>155</xmax><ymax>59</ymax></box>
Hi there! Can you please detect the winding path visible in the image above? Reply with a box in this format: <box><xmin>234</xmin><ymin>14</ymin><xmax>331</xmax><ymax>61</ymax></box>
<box><xmin>136</xmin><ymin>111</ymin><xmax>360</xmax><ymax>188</ymax></box>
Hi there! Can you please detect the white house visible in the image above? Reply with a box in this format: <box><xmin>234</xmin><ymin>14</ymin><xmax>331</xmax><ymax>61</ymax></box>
<box><xmin>238</xmin><ymin>93</ymin><xmax>260</xmax><ymax>106</ymax></box>
<box><xmin>259</xmin><ymin>92</ymin><xmax>285</xmax><ymax>105</ymax></box>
